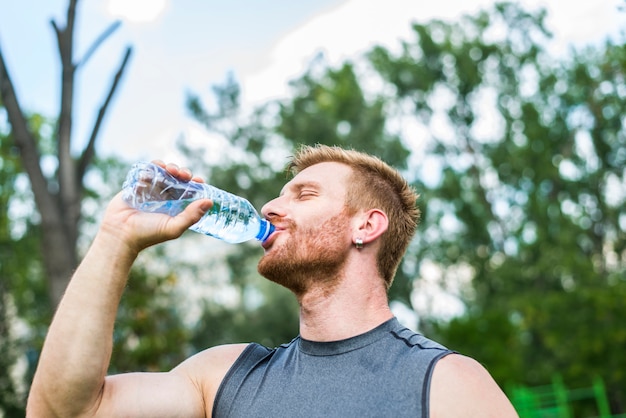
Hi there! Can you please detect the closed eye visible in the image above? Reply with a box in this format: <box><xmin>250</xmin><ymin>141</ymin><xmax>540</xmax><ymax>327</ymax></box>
<box><xmin>298</xmin><ymin>190</ymin><xmax>317</xmax><ymax>199</ymax></box>
<box><xmin>281</xmin><ymin>180</ymin><xmax>322</xmax><ymax>200</ymax></box>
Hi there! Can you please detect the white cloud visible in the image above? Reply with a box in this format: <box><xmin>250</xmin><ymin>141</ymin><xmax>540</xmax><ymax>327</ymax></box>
<box><xmin>106</xmin><ymin>0</ymin><xmax>169</xmax><ymax>23</ymax></box>
<box><xmin>243</xmin><ymin>0</ymin><xmax>626</xmax><ymax>107</ymax></box>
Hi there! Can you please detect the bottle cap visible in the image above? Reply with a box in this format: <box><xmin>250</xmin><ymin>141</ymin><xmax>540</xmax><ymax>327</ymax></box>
<box><xmin>257</xmin><ymin>220</ymin><xmax>275</xmax><ymax>242</ymax></box>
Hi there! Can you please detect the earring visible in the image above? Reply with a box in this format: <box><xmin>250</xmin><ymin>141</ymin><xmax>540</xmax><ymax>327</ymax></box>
<box><xmin>355</xmin><ymin>238</ymin><xmax>364</xmax><ymax>249</ymax></box>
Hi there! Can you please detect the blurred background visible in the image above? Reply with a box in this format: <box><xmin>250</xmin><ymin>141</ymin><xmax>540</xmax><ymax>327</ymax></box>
<box><xmin>1</xmin><ymin>0</ymin><xmax>625</xmax><ymax>416</ymax></box>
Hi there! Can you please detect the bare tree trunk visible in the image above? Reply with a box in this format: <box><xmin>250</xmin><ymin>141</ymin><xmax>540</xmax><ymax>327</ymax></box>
<box><xmin>0</xmin><ymin>0</ymin><xmax>132</xmax><ymax>309</ymax></box>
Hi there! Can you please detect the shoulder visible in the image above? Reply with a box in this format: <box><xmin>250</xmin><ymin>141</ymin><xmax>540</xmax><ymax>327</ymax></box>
<box><xmin>173</xmin><ymin>343</ymin><xmax>250</xmax><ymax>410</ymax></box>
<box><xmin>391</xmin><ymin>324</ymin><xmax>449</xmax><ymax>351</ymax></box>
<box><xmin>430</xmin><ymin>354</ymin><xmax>519</xmax><ymax>418</ymax></box>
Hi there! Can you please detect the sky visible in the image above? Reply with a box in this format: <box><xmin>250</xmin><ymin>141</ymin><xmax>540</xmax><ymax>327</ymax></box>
<box><xmin>1</xmin><ymin>0</ymin><xmax>626</xmax><ymax>165</ymax></box>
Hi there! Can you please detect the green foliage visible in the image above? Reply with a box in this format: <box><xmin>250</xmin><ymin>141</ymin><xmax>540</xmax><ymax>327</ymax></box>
<box><xmin>432</xmin><ymin>309</ymin><xmax>526</xmax><ymax>384</ymax></box>
<box><xmin>277</xmin><ymin>57</ymin><xmax>411</xmax><ymax>167</ymax></box>
<box><xmin>0</xmin><ymin>112</ymin><xmax>28</xmax><ymax>418</ymax></box>
<box><xmin>111</xmin><ymin>261</ymin><xmax>191</xmax><ymax>372</ymax></box>
<box><xmin>0</xmin><ymin>110</ymin><xmax>52</xmax><ymax>416</ymax></box>
<box><xmin>192</xmin><ymin>278</ymin><xmax>299</xmax><ymax>349</ymax></box>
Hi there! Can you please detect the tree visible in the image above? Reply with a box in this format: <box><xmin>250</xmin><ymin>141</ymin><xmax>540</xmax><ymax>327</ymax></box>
<box><xmin>368</xmin><ymin>2</ymin><xmax>625</xmax><ymax>412</ymax></box>
<box><xmin>0</xmin><ymin>0</ymin><xmax>132</xmax><ymax>309</ymax></box>
<box><xmin>0</xmin><ymin>2</ymin><xmax>135</xmax><ymax>412</ymax></box>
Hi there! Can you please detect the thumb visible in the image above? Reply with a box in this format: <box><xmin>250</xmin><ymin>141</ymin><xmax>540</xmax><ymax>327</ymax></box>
<box><xmin>162</xmin><ymin>199</ymin><xmax>213</xmax><ymax>239</ymax></box>
<box><xmin>196</xmin><ymin>199</ymin><xmax>213</xmax><ymax>213</ymax></box>
<box><xmin>185</xmin><ymin>199</ymin><xmax>213</xmax><ymax>223</ymax></box>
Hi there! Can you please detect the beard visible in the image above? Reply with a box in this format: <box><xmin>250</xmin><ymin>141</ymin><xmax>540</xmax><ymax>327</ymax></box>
<box><xmin>257</xmin><ymin>209</ymin><xmax>352</xmax><ymax>296</ymax></box>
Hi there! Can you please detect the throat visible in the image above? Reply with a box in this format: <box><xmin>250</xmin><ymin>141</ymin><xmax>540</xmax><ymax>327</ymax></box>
<box><xmin>297</xmin><ymin>280</ymin><xmax>393</xmax><ymax>342</ymax></box>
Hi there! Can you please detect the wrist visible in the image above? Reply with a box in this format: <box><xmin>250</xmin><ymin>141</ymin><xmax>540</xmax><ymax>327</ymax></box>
<box><xmin>91</xmin><ymin>226</ymin><xmax>140</xmax><ymax>270</ymax></box>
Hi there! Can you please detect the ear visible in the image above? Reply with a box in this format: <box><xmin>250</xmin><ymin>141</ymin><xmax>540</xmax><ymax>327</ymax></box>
<box><xmin>353</xmin><ymin>209</ymin><xmax>388</xmax><ymax>245</ymax></box>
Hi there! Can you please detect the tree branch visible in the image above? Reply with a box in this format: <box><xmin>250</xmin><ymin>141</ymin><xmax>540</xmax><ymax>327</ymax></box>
<box><xmin>54</xmin><ymin>0</ymin><xmax>78</xmax><ymax>161</ymax></box>
<box><xmin>77</xmin><ymin>46</ymin><xmax>133</xmax><ymax>184</ymax></box>
<box><xmin>52</xmin><ymin>0</ymin><xmax>80</xmax><ymax>229</ymax></box>
<box><xmin>76</xmin><ymin>20</ymin><xmax>122</xmax><ymax>70</ymax></box>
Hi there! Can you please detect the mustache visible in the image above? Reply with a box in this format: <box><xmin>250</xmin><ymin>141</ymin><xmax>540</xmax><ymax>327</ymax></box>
<box><xmin>267</xmin><ymin>216</ymin><xmax>296</xmax><ymax>231</ymax></box>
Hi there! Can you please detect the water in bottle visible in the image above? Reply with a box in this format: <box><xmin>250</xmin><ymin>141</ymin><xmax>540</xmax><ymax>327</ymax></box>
<box><xmin>121</xmin><ymin>162</ymin><xmax>274</xmax><ymax>243</ymax></box>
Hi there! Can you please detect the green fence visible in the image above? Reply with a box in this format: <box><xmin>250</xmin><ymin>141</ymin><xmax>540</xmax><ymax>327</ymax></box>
<box><xmin>509</xmin><ymin>376</ymin><xmax>624</xmax><ymax>418</ymax></box>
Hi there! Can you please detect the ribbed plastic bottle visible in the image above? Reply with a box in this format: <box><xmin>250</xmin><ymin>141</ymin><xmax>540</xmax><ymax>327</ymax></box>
<box><xmin>121</xmin><ymin>162</ymin><xmax>274</xmax><ymax>243</ymax></box>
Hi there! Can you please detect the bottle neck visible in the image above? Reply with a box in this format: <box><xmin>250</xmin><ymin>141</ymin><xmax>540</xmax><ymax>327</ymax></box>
<box><xmin>256</xmin><ymin>220</ymin><xmax>275</xmax><ymax>242</ymax></box>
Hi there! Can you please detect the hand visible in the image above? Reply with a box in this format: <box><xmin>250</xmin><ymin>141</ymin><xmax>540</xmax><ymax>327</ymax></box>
<box><xmin>100</xmin><ymin>161</ymin><xmax>213</xmax><ymax>255</ymax></box>
<box><xmin>130</xmin><ymin>160</ymin><xmax>207</xmax><ymax>201</ymax></box>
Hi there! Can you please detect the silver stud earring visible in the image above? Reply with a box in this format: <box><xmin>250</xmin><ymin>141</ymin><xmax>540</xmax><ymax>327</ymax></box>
<box><xmin>355</xmin><ymin>238</ymin><xmax>364</xmax><ymax>249</ymax></box>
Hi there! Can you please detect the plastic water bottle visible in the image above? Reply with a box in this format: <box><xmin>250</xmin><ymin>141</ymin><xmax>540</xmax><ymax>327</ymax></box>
<box><xmin>121</xmin><ymin>162</ymin><xmax>274</xmax><ymax>243</ymax></box>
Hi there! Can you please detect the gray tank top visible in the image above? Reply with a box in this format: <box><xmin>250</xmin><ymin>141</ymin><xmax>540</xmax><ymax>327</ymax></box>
<box><xmin>213</xmin><ymin>317</ymin><xmax>453</xmax><ymax>417</ymax></box>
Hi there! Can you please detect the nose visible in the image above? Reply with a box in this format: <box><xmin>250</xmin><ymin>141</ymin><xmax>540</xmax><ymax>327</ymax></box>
<box><xmin>261</xmin><ymin>195</ymin><xmax>285</xmax><ymax>220</ymax></box>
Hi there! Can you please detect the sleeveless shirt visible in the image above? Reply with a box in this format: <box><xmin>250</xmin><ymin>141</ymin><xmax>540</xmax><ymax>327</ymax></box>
<box><xmin>212</xmin><ymin>317</ymin><xmax>453</xmax><ymax>417</ymax></box>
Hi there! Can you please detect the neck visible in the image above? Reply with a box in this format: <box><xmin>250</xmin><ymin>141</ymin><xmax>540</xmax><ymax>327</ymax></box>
<box><xmin>296</xmin><ymin>272</ymin><xmax>393</xmax><ymax>342</ymax></box>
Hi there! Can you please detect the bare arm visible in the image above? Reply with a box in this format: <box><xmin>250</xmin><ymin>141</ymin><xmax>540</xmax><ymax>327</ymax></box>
<box><xmin>430</xmin><ymin>354</ymin><xmax>519</xmax><ymax>418</ymax></box>
<box><xmin>26</xmin><ymin>164</ymin><xmax>227</xmax><ymax>417</ymax></box>
<box><xmin>95</xmin><ymin>343</ymin><xmax>248</xmax><ymax>418</ymax></box>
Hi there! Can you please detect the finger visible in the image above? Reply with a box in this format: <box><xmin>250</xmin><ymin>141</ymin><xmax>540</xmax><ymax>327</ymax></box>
<box><xmin>161</xmin><ymin>162</ymin><xmax>197</xmax><ymax>182</ymax></box>
<box><xmin>178</xmin><ymin>167</ymin><xmax>193</xmax><ymax>182</ymax></box>
<box><xmin>168</xmin><ymin>199</ymin><xmax>213</xmax><ymax>232</ymax></box>
<box><xmin>165</xmin><ymin>162</ymin><xmax>180</xmax><ymax>176</ymax></box>
<box><xmin>191</xmin><ymin>175</ymin><xmax>205</xmax><ymax>183</ymax></box>
<box><xmin>152</xmin><ymin>159</ymin><xmax>166</xmax><ymax>168</ymax></box>
<box><xmin>196</xmin><ymin>199</ymin><xmax>213</xmax><ymax>212</ymax></box>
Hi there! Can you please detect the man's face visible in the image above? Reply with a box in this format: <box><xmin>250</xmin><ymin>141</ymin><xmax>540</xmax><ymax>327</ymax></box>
<box><xmin>258</xmin><ymin>162</ymin><xmax>355</xmax><ymax>294</ymax></box>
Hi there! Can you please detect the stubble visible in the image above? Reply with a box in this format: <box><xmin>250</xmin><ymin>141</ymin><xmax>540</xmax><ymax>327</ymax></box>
<box><xmin>257</xmin><ymin>210</ymin><xmax>352</xmax><ymax>296</ymax></box>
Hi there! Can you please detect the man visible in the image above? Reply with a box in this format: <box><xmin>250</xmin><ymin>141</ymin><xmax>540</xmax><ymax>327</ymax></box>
<box><xmin>27</xmin><ymin>145</ymin><xmax>518</xmax><ymax>417</ymax></box>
